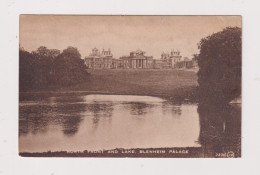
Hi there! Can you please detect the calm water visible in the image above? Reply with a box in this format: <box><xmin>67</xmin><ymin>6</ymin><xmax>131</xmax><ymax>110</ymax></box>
<box><xmin>19</xmin><ymin>93</ymin><xmax>241</xmax><ymax>156</ymax></box>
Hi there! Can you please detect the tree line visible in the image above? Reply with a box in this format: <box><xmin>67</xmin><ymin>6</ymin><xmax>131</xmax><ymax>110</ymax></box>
<box><xmin>19</xmin><ymin>46</ymin><xmax>89</xmax><ymax>91</ymax></box>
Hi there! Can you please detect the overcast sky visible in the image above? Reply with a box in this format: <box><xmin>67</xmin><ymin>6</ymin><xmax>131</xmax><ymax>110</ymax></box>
<box><xmin>20</xmin><ymin>15</ymin><xmax>241</xmax><ymax>59</ymax></box>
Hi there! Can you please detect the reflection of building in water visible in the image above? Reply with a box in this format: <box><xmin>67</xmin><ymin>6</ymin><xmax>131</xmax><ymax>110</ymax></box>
<box><xmin>85</xmin><ymin>48</ymin><xmax>114</xmax><ymax>69</ymax></box>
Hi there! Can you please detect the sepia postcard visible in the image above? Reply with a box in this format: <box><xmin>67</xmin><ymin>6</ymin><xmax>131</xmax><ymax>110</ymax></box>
<box><xmin>19</xmin><ymin>15</ymin><xmax>241</xmax><ymax>158</ymax></box>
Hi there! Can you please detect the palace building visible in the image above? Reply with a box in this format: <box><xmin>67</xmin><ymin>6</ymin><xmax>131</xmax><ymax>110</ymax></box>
<box><xmin>120</xmin><ymin>49</ymin><xmax>154</xmax><ymax>69</ymax></box>
<box><xmin>84</xmin><ymin>47</ymin><xmax>196</xmax><ymax>69</ymax></box>
<box><xmin>160</xmin><ymin>49</ymin><xmax>182</xmax><ymax>69</ymax></box>
<box><xmin>85</xmin><ymin>48</ymin><xmax>154</xmax><ymax>69</ymax></box>
<box><xmin>84</xmin><ymin>48</ymin><xmax>113</xmax><ymax>69</ymax></box>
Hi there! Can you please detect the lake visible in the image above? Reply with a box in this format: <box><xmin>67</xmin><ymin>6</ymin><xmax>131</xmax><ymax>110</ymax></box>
<box><xmin>19</xmin><ymin>93</ymin><xmax>241</xmax><ymax>157</ymax></box>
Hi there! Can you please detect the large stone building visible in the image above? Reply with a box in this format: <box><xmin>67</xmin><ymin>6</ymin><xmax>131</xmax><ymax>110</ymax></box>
<box><xmin>153</xmin><ymin>59</ymin><xmax>164</xmax><ymax>69</ymax></box>
<box><xmin>160</xmin><ymin>49</ymin><xmax>182</xmax><ymax>68</ymax></box>
<box><xmin>120</xmin><ymin>49</ymin><xmax>154</xmax><ymax>69</ymax></box>
<box><xmin>84</xmin><ymin>47</ymin><xmax>197</xmax><ymax>69</ymax></box>
<box><xmin>85</xmin><ymin>48</ymin><xmax>113</xmax><ymax>69</ymax></box>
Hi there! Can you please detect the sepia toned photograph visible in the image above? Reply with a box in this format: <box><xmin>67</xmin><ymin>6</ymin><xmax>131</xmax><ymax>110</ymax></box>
<box><xmin>19</xmin><ymin>15</ymin><xmax>241</xmax><ymax>158</ymax></box>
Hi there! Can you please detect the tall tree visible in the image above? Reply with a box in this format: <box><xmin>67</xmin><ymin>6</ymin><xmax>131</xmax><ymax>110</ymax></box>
<box><xmin>197</xmin><ymin>27</ymin><xmax>241</xmax><ymax>104</ymax></box>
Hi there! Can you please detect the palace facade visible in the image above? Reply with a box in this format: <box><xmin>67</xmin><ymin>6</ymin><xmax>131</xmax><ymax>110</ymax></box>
<box><xmin>160</xmin><ymin>49</ymin><xmax>182</xmax><ymax>68</ymax></box>
<box><xmin>84</xmin><ymin>48</ymin><xmax>113</xmax><ymax>69</ymax></box>
<box><xmin>85</xmin><ymin>48</ymin><xmax>197</xmax><ymax>69</ymax></box>
<box><xmin>119</xmin><ymin>49</ymin><xmax>154</xmax><ymax>69</ymax></box>
<box><xmin>85</xmin><ymin>48</ymin><xmax>154</xmax><ymax>69</ymax></box>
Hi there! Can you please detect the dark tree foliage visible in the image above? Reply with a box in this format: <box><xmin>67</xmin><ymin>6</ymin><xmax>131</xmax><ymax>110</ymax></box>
<box><xmin>32</xmin><ymin>46</ymin><xmax>60</xmax><ymax>58</ymax></box>
<box><xmin>19</xmin><ymin>49</ymin><xmax>37</xmax><ymax>90</ymax></box>
<box><xmin>53</xmin><ymin>47</ymin><xmax>88</xmax><ymax>86</ymax></box>
<box><xmin>197</xmin><ymin>27</ymin><xmax>241</xmax><ymax>104</ymax></box>
<box><xmin>19</xmin><ymin>46</ymin><xmax>89</xmax><ymax>91</ymax></box>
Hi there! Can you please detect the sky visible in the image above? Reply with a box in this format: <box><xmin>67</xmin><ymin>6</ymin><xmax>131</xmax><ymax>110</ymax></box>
<box><xmin>20</xmin><ymin>15</ymin><xmax>241</xmax><ymax>59</ymax></box>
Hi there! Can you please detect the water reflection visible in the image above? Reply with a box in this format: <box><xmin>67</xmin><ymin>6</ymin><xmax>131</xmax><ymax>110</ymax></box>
<box><xmin>19</xmin><ymin>94</ymin><xmax>201</xmax><ymax>152</ymax></box>
<box><xmin>19</xmin><ymin>105</ymin><xmax>52</xmax><ymax>135</ymax></box>
<box><xmin>162</xmin><ymin>101</ymin><xmax>182</xmax><ymax>116</ymax></box>
<box><xmin>124</xmin><ymin>102</ymin><xmax>154</xmax><ymax>116</ymax></box>
<box><xmin>62</xmin><ymin>115</ymin><xmax>82</xmax><ymax>136</ymax></box>
<box><xmin>19</xmin><ymin>93</ymin><xmax>241</xmax><ymax>156</ymax></box>
<box><xmin>85</xmin><ymin>102</ymin><xmax>114</xmax><ymax>125</ymax></box>
<box><xmin>198</xmin><ymin>103</ymin><xmax>241</xmax><ymax>157</ymax></box>
<box><xmin>19</xmin><ymin>95</ymin><xmax>86</xmax><ymax>136</ymax></box>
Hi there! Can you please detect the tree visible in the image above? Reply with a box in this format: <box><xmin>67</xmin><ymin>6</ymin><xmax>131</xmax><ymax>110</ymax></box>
<box><xmin>32</xmin><ymin>46</ymin><xmax>60</xmax><ymax>58</ymax></box>
<box><xmin>33</xmin><ymin>46</ymin><xmax>49</xmax><ymax>57</ymax></box>
<box><xmin>53</xmin><ymin>46</ymin><xmax>88</xmax><ymax>86</ymax></box>
<box><xmin>19</xmin><ymin>49</ymin><xmax>36</xmax><ymax>91</ymax></box>
<box><xmin>60</xmin><ymin>46</ymin><xmax>81</xmax><ymax>59</ymax></box>
<box><xmin>197</xmin><ymin>27</ymin><xmax>241</xmax><ymax>104</ymax></box>
<box><xmin>30</xmin><ymin>46</ymin><xmax>59</xmax><ymax>87</ymax></box>
<box><xmin>19</xmin><ymin>46</ymin><xmax>89</xmax><ymax>91</ymax></box>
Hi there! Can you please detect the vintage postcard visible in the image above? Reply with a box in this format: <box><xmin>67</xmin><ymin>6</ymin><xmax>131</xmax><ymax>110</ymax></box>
<box><xmin>19</xmin><ymin>15</ymin><xmax>241</xmax><ymax>158</ymax></box>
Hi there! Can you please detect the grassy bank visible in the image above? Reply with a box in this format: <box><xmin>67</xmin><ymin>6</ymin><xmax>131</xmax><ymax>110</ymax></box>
<box><xmin>72</xmin><ymin>69</ymin><xmax>198</xmax><ymax>101</ymax></box>
<box><xmin>21</xmin><ymin>69</ymin><xmax>199</xmax><ymax>102</ymax></box>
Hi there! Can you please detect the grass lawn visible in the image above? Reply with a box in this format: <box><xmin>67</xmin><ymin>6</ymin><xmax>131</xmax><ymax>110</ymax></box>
<box><xmin>72</xmin><ymin>69</ymin><xmax>198</xmax><ymax>101</ymax></box>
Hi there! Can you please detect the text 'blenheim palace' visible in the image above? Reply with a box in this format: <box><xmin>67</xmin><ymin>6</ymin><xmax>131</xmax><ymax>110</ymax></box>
<box><xmin>84</xmin><ymin>48</ymin><xmax>198</xmax><ymax>69</ymax></box>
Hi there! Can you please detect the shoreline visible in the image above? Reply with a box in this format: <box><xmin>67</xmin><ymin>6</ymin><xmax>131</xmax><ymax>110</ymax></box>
<box><xmin>19</xmin><ymin>86</ymin><xmax>199</xmax><ymax>103</ymax></box>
